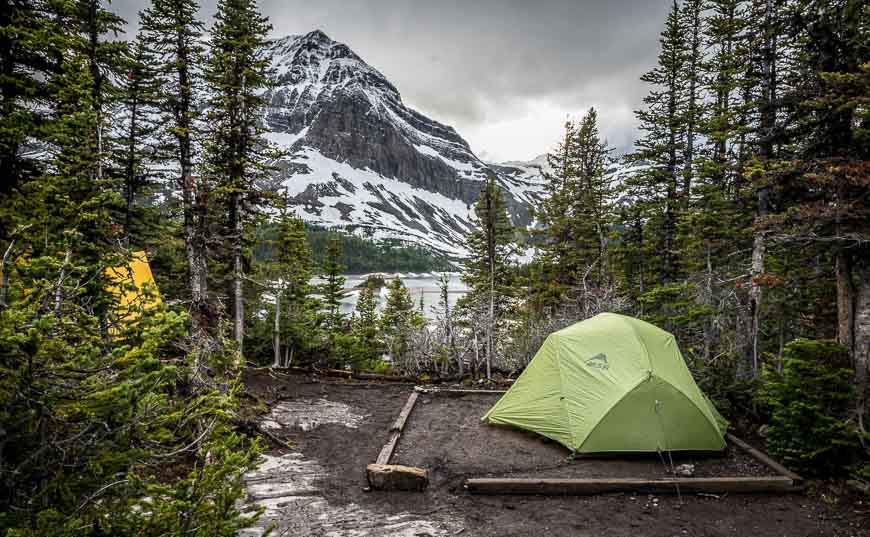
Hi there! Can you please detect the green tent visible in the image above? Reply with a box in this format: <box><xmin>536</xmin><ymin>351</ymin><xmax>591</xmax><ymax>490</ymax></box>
<box><xmin>483</xmin><ymin>313</ymin><xmax>727</xmax><ymax>453</ymax></box>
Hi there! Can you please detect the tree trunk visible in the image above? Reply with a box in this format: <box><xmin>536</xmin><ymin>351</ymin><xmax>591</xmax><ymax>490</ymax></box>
<box><xmin>272</xmin><ymin>289</ymin><xmax>281</xmax><ymax>367</ymax></box>
<box><xmin>703</xmin><ymin>242</ymin><xmax>714</xmax><ymax>362</ymax></box>
<box><xmin>837</xmin><ymin>250</ymin><xmax>855</xmax><ymax>357</ymax></box>
<box><xmin>854</xmin><ymin>261</ymin><xmax>870</xmax><ymax>430</ymax></box>
<box><xmin>232</xmin><ymin>191</ymin><xmax>244</xmax><ymax>355</ymax></box>
<box><xmin>745</xmin><ymin>0</ymin><xmax>777</xmax><ymax>379</ymax></box>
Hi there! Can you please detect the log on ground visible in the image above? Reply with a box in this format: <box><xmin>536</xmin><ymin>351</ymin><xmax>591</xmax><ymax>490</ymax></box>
<box><xmin>464</xmin><ymin>476</ymin><xmax>799</xmax><ymax>495</ymax></box>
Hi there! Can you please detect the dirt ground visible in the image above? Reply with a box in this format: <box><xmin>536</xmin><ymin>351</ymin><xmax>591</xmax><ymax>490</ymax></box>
<box><xmin>244</xmin><ymin>370</ymin><xmax>870</xmax><ymax>537</ymax></box>
<box><xmin>394</xmin><ymin>392</ymin><xmax>774</xmax><ymax>487</ymax></box>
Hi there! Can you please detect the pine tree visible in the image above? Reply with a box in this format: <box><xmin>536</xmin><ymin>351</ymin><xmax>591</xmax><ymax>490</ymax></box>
<box><xmin>113</xmin><ymin>34</ymin><xmax>162</xmax><ymax>247</ymax></box>
<box><xmin>381</xmin><ymin>277</ymin><xmax>423</xmax><ymax>367</ymax></box>
<box><xmin>139</xmin><ymin>0</ymin><xmax>210</xmax><ymax>324</ymax></box>
<box><xmin>352</xmin><ymin>284</ymin><xmax>382</xmax><ymax>367</ymax></box>
<box><xmin>204</xmin><ymin>0</ymin><xmax>274</xmax><ymax>352</ymax></box>
<box><xmin>759</xmin><ymin>0</ymin><xmax>870</xmax><ymax>416</ymax></box>
<box><xmin>624</xmin><ymin>0</ymin><xmax>688</xmax><ymax>285</ymax></box>
<box><xmin>461</xmin><ymin>175</ymin><xmax>515</xmax><ymax>378</ymax></box>
<box><xmin>319</xmin><ymin>237</ymin><xmax>348</xmax><ymax>361</ymax></box>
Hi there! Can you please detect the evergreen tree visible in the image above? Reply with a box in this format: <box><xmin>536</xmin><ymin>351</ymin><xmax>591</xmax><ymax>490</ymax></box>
<box><xmin>461</xmin><ymin>175</ymin><xmax>515</xmax><ymax>378</ymax></box>
<box><xmin>352</xmin><ymin>284</ymin><xmax>382</xmax><ymax>367</ymax></box>
<box><xmin>113</xmin><ymin>34</ymin><xmax>163</xmax><ymax>247</ymax></box>
<box><xmin>532</xmin><ymin>120</ymin><xmax>578</xmax><ymax>309</ymax></box>
<box><xmin>570</xmin><ymin>108</ymin><xmax>614</xmax><ymax>288</ymax></box>
<box><xmin>204</xmin><ymin>0</ymin><xmax>274</xmax><ymax>352</ymax></box>
<box><xmin>0</xmin><ymin>4</ymin><xmax>262</xmax><ymax>532</ymax></box>
<box><xmin>624</xmin><ymin>0</ymin><xmax>688</xmax><ymax>284</ymax></box>
<box><xmin>319</xmin><ymin>237</ymin><xmax>348</xmax><ymax>361</ymax></box>
<box><xmin>759</xmin><ymin>0</ymin><xmax>870</xmax><ymax>413</ymax></box>
<box><xmin>534</xmin><ymin>109</ymin><xmax>614</xmax><ymax>311</ymax></box>
<box><xmin>381</xmin><ymin>277</ymin><xmax>424</xmax><ymax>367</ymax></box>
<box><xmin>139</xmin><ymin>0</ymin><xmax>210</xmax><ymax>324</ymax></box>
<box><xmin>0</xmin><ymin>0</ymin><xmax>68</xmax><ymax>237</ymax></box>
<box><xmin>251</xmin><ymin>212</ymin><xmax>317</xmax><ymax>367</ymax></box>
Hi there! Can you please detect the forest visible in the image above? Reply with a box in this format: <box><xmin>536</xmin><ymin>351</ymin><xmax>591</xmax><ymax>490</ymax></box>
<box><xmin>0</xmin><ymin>0</ymin><xmax>868</xmax><ymax>535</ymax></box>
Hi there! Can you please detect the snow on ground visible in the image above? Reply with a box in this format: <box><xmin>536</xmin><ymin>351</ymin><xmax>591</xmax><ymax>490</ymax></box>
<box><xmin>283</xmin><ymin>147</ymin><xmax>475</xmax><ymax>257</ymax></box>
<box><xmin>260</xmin><ymin>399</ymin><xmax>367</xmax><ymax>432</ymax></box>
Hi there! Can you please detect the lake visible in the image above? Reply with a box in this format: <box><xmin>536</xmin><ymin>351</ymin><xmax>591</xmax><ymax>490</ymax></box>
<box><xmin>312</xmin><ymin>272</ymin><xmax>469</xmax><ymax>320</ymax></box>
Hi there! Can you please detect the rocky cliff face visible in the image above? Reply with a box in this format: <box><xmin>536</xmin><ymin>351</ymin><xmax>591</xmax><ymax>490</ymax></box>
<box><xmin>261</xmin><ymin>31</ymin><xmax>543</xmax><ymax>257</ymax></box>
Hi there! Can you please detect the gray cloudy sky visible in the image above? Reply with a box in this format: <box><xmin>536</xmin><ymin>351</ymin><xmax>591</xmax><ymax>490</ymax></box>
<box><xmin>114</xmin><ymin>0</ymin><xmax>671</xmax><ymax>162</ymax></box>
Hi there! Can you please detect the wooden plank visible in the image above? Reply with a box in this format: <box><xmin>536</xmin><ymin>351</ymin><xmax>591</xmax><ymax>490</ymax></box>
<box><xmin>414</xmin><ymin>387</ymin><xmax>508</xmax><ymax>395</ymax></box>
<box><xmin>375</xmin><ymin>392</ymin><xmax>420</xmax><ymax>465</ymax></box>
<box><xmin>376</xmin><ymin>430</ymin><xmax>401</xmax><ymax>465</ymax></box>
<box><xmin>727</xmin><ymin>433</ymin><xmax>803</xmax><ymax>485</ymax></box>
<box><xmin>464</xmin><ymin>476</ymin><xmax>798</xmax><ymax>496</ymax></box>
<box><xmin>391</xmin><ymin>392</ymin><xmax>419</xmax><ymax>432</ymax></box>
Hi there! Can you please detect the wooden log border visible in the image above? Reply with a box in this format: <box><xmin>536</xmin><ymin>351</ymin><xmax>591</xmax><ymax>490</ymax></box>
<box><xmin>465</xmin><ymin>476</ymin><xmax>800</xmax><ymax>495</ymax></box>
<box><xmin>726</xmin><ymin>433</ymin><xmax>803</xmax><ymax>485</ymax></box>
<box><xmin>375</xmin><ymin>392</ymin><xmax>419</xmax><ymax>465</ymax></box>
<box><xmin>371</xmin><ymin>387</ymin><xmax>803</xmax><ymax>496</ymax></box>
<box><xmin>464</xmin><ymin>435</ymin><xmax>804</xmax><ymax>496</ymax></box>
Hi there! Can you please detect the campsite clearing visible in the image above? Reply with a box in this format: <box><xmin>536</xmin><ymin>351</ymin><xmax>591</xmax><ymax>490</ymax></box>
<box><xmin>243</xmin><ymin>370</ymin><xmax>870</xmax><ymax>537</ymax></box>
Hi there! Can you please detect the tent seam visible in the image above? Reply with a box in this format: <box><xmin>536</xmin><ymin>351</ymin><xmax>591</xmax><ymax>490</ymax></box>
<box><xmin>621</xmin><ymin>315</ymin><xmax>654</xmax><ymax>373</ymax></box>
<box><xmin>552</xmin><ymin>336</ymin><xmax>576</xmax><ymax>450</ymax></box>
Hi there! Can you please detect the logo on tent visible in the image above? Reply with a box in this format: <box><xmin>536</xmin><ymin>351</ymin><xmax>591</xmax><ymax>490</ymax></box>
<box><xmin>585</xmin><ymin>353</ymin><xmax>609</xmax><ymax>370</ymax></box>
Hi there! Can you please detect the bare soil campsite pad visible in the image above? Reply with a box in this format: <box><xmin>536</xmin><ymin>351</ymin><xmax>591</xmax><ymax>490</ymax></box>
<box><xmin>243</xmin><ymin>371</ymin><xmax>870</xmax><ymax>537</ymax></box>
<box><xmin>393</xmin><ymin>393</ymin><xmax>776</xmax><ymax>486</ymax></box>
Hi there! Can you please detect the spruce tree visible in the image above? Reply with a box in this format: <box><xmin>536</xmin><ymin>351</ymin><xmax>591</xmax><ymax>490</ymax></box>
<box><xmin>113</xmin><ymin>34</ymin><xmax>163</xmax><ymax>247</ymax></box>
<box><xmin>0</xmin><ymin>4</ymin><xmax>262</xmax><ymax>532</ymax></box>
<box><xmin>461</xmin><ymin>175</ymin><xmax>515</xmax><ymax>378</ymax></box>
<box><xmin>0</xmin><ymin>0</ymin><xmax>68</xmax><ymax>236</ymax></box>
<box><xmin>319</xmin><ymin>237</ymin><xmax>348</xmax><ymax>362</ymax></box>
<box><xmin>139</xmin><ymin>0</ymin><xmax>210</xmax><ymax>323</ymax></box>
<box><xmin>569</xmin><ymin>108</ymin><xmax>614</xmax><ymax>289</ymax></box>
<box><xmin>381</xmin><ymin>277</ymin><xmax>423</xmax><ymax>367</ymax></box>
<box><xmin>760</xmin><ymin>0</ymin><xmax>870</xmax><ymax>413</ymax></box>
<box><xmin>204</xmin><ymin>0</ymin><xmax>274</xmax><ymax>352</ymax></box>
<box><xmin>532</xmin><ymin>120</ymin><xmax>578</xmax><ymax>309</ymax></box>
<box><xmin>624</xmin><ymin>0</ymin><xmax>688</xmax><ymax>285</ymax></box>
<box><xmin>352</xmin><ymin>284</ymin><xmax>382</xmax><ymax>367</ymax></box>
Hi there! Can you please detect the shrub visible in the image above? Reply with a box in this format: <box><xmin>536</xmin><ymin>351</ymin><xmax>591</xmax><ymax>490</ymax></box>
<box><xmin>758</xmin><ymin>339</ymin><xmax>861</xmax><ymax>477</ymax></box>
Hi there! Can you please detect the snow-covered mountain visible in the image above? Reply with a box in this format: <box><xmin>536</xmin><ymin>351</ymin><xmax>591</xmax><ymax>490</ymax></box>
<box><xmin>261</xmin><ymin>30</ymin><xmax>544</xmax><ymax>258</ymax></box>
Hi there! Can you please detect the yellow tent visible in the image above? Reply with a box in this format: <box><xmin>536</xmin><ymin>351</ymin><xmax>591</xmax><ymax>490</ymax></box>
<box><xmin>105</xmin><ymin>251</ymin><xmax>162</xmax><ymax>326</ymax></box>
<box><xmin>2</xmin><ymin>251</ymin><xmax>161</xmax><ymax>327</ymax></box>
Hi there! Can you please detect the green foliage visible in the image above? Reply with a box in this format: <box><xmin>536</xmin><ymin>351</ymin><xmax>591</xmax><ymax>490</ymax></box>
<box><xmin>319</xmin><ymin>237</ymin><xmax>348</xmax><ymax>336</ymax></box>
<box><xmin>461</xmin><ymin>176</ymin><xmax>516</xmax><ymax>313</ymax></box>
<box><xmin>381</xmin><ymin>277</ymin><xmax>424</xmax><ymax>365</ymax></box>
<box><xmin>758</xmin><ymin>339</ymin><xmax>862</xmax><ymax>477</ymax></box>
<box><xmin>0</xmin><ymin>271</ymin><xmax>262</xmax><ymax>536</ymax></box>
<box><xmin>532</xmin><ymin>108</ymin><xmax>613</xmax><ymax>310</ymax></box>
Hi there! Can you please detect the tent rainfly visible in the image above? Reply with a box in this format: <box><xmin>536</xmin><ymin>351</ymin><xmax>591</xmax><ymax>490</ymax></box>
<box><xmin>104</xmin><ymin>251</ymin><xmax>161</xmax><ymax>326</ymax></box>
<box><xmin>483</xmin><ymin>313</ymin><xmax>727</xmax><ymax>453</ymax></box>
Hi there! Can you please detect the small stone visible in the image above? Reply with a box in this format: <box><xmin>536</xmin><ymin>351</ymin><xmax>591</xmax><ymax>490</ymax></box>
<box><xmin>674</xmin><ymin>464</ymin><xmax>695</xmax><ymax>477</ymax></box>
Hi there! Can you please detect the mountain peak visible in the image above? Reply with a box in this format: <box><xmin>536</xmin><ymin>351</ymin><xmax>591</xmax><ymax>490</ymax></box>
<box><xmin>260</xmin><ymin>30</ymin><xmax>543</xmax><ymax>256</ymax></box>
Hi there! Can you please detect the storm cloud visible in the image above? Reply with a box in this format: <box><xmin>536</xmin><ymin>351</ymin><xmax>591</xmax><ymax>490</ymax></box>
<box><xmin>112</xmin><ymin>0</ymin><xmax>671</xmax><ymax>161</ymax></box>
